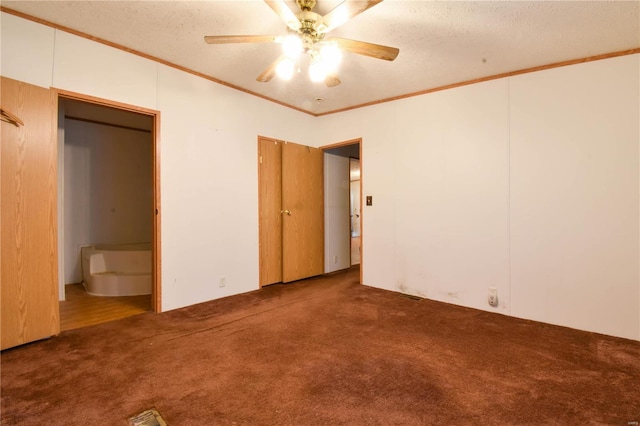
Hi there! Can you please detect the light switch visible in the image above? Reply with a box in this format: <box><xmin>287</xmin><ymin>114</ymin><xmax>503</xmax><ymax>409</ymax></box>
<box><xmin>366</xmin><ymin>196</ymin><xmax>373</xmax><ymax>206</ymax></box>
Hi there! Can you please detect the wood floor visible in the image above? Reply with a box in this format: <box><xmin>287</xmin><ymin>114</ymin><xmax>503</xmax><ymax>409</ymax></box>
<box><xmin>351</xmin><ymin>236</ymin><xmax>361</xmax><ymax>265</ymax></box>
<box><xmin>59</xmin><ymin>283</ymin><xmax>151</xmax><ymax>331</ymax></box>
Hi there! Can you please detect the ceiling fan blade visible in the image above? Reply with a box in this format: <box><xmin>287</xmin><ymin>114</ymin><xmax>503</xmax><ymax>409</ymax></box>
<box><xmin>329</xmin><ymin>37</ymin><xmax>399</xmax><ymax>61</ymax></box>
<box><xmin>256</xmin><ymin>55</ymin><xmax>286</xmax><ymax>82</ymax></box>
<box><xmin>264</xmin><ymin>0</ymin><xmax>301</xmax><ymax>31</ymax></box>
<box><xmin>204</xmin><ymin>35</ymin><xmax>280</xmax><ymax>44</ymax></box>
<box><xmin>325</xmin><ymin>74</ymin><xmax>341</xmax><ymax>87</ymax></box>
<box><xmin>321</xmin><ymin>0</ymin><xmax>383</xmax><ymax>32</ymax></box>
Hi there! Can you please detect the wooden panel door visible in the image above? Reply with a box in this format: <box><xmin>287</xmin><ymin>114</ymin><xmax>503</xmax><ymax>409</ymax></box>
<box><xmin>281</xmin><ymin>142</ymin><xmax>324</xmax><ymax>282</ymax></box>
<box><xmin>1</xmin><ymin>77</ymin><xmax>60</xmax><ymax>350</ymax></box>
<box><xmin>258</xmin><ymin>137</ymin><xmax>283</xmax><ymax>286</ymax></box>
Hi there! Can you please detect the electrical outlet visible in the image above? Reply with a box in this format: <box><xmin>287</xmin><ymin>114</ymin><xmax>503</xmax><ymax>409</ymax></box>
<box><xmin>333</xmin><ymin>255</ymin><xmax>338</xmax><ymax>264</ymax></box>
<box><xmin>219</xmin><ymin>277</ymin><xmax>226</xmax><ymax>288</ymax></box>
<box><xmin>488</xmin><ymin>287</ymin><xmax>498</xmax><ymax>307</ymax></box>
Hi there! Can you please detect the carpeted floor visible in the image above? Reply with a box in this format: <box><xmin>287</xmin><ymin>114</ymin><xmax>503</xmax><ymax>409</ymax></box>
<box><xmin>1</xmin><ymin>267</ymin><xmax>639</xmax><ymax>425</ymax></box>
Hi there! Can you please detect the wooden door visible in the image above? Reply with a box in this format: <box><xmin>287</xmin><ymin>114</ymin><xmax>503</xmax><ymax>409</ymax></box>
<box><xmin>258</xmin><ymin>138</ymin><xmax>324</xmax><ymax>285</ymax></box>
<box><xmin>1</xmin><ymin>77</ymin><xmax>60</xmax><ymax>350</ymax></box>
<box><xmin>258</xmin><ymin>137</ymin><xmax>283</xmax><ymax>286</ymax></box>
<box><xmin>281</xmin><ymin>142</ymin><xmax>324</xmax><ymax>282</ymax></box>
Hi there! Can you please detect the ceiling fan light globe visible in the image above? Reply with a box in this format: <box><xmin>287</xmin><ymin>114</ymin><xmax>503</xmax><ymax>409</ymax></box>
<box><xmin>282</xmin><ymin>34</ymin><xmax>303</xmax><ymax>58</ymax></box>
<box><xmin>276</xmin><ymin>57</ymin><xmax>295</xmax><ymax>80</ymax></box>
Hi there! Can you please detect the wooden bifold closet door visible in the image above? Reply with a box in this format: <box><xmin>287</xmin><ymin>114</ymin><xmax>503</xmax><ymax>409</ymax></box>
<box><xmin>258</xmin><ymin>137</ymin><xmax>323</xmax><ymax>286</ymax></box>
<box><xmin>1</xmin><ymin>77</ymin><xmax>60</xmax><ymax>350</ymax></box>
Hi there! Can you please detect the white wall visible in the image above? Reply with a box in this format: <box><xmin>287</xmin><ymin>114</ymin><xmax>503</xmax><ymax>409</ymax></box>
<box><xmin>394</xmin><ymin>82</ymin><xmax>510</xmax><ymax>312</ymax></box>
<box><xmin>315</xmin><ymin>55</ymin><xmax>640</xmax><ymax>341</ymax></box>
<box><xmin>54</xmin><ymin>31</ymin><xmax>158</xmax><ymax>110</ymax></box>
<box><xmin>318</xmin><ymin>106</ymin><xmax>401</xmax><ymax>291</ymax></box>
<box><xmin>3</xmin><ymin>12</ymin><xmax>639</xmax><ymax>340</ymax></box>
<box><xmin>509</xmin><ymin>56</ymin><xmax>639</xmax><ymax>338</ymax></box>
<box><xmin>2</xmin><ymin>12</ymin><xmax>317</xmax><ymax>313</ymax></box>
<box><xmin>324</xmin><ymin>153</ymin><xmax>351</xmax><ymax>273</ymax></box>
<box><xmin>155</xmin><ymin>65</ymin><xmax>316</xmax><ymax>310</ymax></box>
<box><xmin>0</xmin><ymin>13</ymin><xmax>54</xmax><ymax>88</ymax></box>
<box><xmin>63</xmin><ymin>120</ymin><xmax>153</xmax><ymax>285</ymax></box>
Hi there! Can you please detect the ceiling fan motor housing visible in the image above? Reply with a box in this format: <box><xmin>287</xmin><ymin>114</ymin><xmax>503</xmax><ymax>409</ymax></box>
<box><xmin>297</xmin><ymin>14</ymin><xmax>326</xmax><ymax>50</ymax></box>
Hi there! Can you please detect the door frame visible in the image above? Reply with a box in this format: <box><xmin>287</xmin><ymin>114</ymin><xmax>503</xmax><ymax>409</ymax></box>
<box><xmin>320</xmin><ymin>138</ymin><xmax>363</xmax><ymax>285</ymax></box>
<box><xmin>55</xmin><ymin>89</ymin><xmax>162</xmax><ymax>312</ymax></box>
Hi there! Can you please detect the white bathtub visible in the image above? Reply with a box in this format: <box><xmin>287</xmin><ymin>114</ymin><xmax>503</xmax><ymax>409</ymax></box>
<box><xmin>81</xmin><ymin>243</ymin><xmax>152</xmax><ymax>296</ymax></box>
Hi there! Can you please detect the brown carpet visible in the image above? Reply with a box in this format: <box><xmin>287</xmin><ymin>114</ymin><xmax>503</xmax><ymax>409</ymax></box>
<box><xmin>1</xmin><ymin>267</ymin><xmax>639</xmax><ymax>425</ymax></box>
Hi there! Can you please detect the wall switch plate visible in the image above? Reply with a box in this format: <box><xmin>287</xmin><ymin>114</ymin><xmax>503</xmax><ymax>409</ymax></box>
<box><xmin>366</xmin><ymin>196</ymin><xmax>373</xmax><ymax>206</ymax></box>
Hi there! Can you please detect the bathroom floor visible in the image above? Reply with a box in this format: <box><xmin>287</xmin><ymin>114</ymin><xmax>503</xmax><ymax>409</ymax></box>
<box><xmin>59</xmin><ymin>283</ymin><xmax>151</xmax><ymax>331</ymax></box>
<box><xmin>351</xmin><ymin>236</ymin><xmax>361</xmax><ymax>265</ymax></box>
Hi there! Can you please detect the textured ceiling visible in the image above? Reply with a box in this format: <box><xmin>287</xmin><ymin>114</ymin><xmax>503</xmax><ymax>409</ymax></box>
<box><xmin>2</xmin><ymin>1</ymin><xmax>639</xmax><ymax>115</ymax></box>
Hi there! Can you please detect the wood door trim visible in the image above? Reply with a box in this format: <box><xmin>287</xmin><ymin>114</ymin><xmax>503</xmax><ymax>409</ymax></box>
<box><xmin>321</xmin><ymin>138</ymin><xmax>363</xmax><ymax>151</ymax></box>
<box><xmin>55</xmin><ymin>89</ymin><xmax>159</xmax><ymax>116</ymax></box>
<box><xmin>54</xmin><ymin>89</ymin><xmax>162</xmax><ymax>312</ymax></box>
<box><xmin>320</xmin><ymin>138</ymin><xmax>363</xmax><ymax>285</ymax></box>
<box><xmin>152</xmin><ymin>111</ymin><xmax>162</xmax><ymax>312</ymax></box>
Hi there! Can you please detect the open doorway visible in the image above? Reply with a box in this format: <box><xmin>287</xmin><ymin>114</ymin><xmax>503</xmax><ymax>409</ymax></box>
<box><xmin>349</xmin><ymin>158</ymin><xmax>361</xmax><ymax>265</ymax></box>
<box><xmin>57</xmin><ymin>94</ymin><xmax>160</xmax><ymax>330</ymax></box>
<box><xmin>322</xmin><ymin>139</ymin><xmax>362</xmax><ymax>282</ymax></box>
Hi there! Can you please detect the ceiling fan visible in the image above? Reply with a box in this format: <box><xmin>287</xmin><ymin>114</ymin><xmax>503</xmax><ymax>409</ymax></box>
<box><xmin>204</xmin><ymin>0</ymin><xmax>399</xmax><ymax>87</ymax></box>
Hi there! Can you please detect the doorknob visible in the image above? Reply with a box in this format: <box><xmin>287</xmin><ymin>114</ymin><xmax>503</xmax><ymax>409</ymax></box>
<box><xmin>280</xmin><ymin>209</ymin><xmax>292</xmax><ymax>216</ymax></box>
